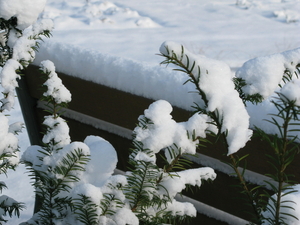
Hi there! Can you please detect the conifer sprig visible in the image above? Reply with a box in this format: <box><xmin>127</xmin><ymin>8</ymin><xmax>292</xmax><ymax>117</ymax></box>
<box><xmin>256</xmin><ymin>92</ymin><xmax>300</xmax><ymax>224</ymax></box>
<box><xmin>159</xmin><ymin>44</ymin><xmax>262</xmax><ymax>223</ymax></box>
<box><xmin>0</xmin><ymin>196</ymin><xmax>25</xmax><ymax>224</ymax></box>
<box><xmin>73</xmin><ymin>194</ymin><xmax>99</xmax><ymax>225</ymax></box>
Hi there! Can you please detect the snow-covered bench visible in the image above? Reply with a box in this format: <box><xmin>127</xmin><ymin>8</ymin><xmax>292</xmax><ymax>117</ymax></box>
<box><xmin>18</xmin><ymin>42</ymin><xmax>300</xmax><ymax>225</ymax></box>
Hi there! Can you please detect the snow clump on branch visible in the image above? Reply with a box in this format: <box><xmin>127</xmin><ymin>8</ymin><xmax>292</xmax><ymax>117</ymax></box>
<box><xmin>0</xmin><ymin>0</ymin><xmax>47</xmax><ymax>30</ymax></box>
<box><xmin>134</xmin><ymin>100</ymin><xmax>217</xmax><ymax>160</ymax></box>
<box><xmin>160</xmin><ymin>41</ymin><xmax>252</xmax><ymax>155</ymax></box>
<box><xmin>40</xmin><ymin>60</ymin><xmax>72</xmax><ymax>104</ymax></box>
<box><xmin>236</xmin><ymin>47</ymin><xmax>300</xmax><ymax>100</ymax></box>
<box><xmin>0</xmin><ymin>9</ymin><xmax>53</xmax><ymax>111</ymax></box>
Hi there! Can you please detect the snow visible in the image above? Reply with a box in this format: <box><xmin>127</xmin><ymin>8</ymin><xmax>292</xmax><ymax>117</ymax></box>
<box><xmin>236</xmin><ymin>47</ymin><xmax>300</xmax><ymax>136</ymax></box>
<box><xmin>0</xmin><ymin>0</ymin><xmax>47</xmax><ymax>30</ymax></box>
<box><xmin>236</xmin><ymin>48</ymin><xmax>300</xmax><ymax>99</ymax></box>
<box><xmin>40</xmin><ymin>60</ymin><xmax>72</xmax><ymax>104</ymax></box>
<box><xmin>36</xmin><ymin>0</ymin><xmax>300</xmax><ymax>67</ymax></box>
<box><xmin>0</xmin><ymin>59</ymin><xmax>22</xmax><ymax>110</ymax></box>
<box><xmin>72</xmin><ymin>183</ymin><xmax>103</xmax><ymax>203</ymax></box>
<box><xmin>166</xmin><ymin>200</ymin><xmax>197</xmax><ymax>217</ymax></box>
<box><xmin>33</xmin><ymin>40</ymin><xmax>197</xmax><ymax>111</ymax></box>
<box><xmin>160</xmin><ymin>41</ymin><xmax>253</xmax><ymax>155</ymax></box>
<box><xmin>0</xmin><ymin>0</ymin><xmax>300</xmax><ymax>223</ymax></box>
<box><xmin>0</xmin><ymin>113</ymin><xmax>19</xmax><ymax>166</ymax></box>
<box><xmin>0</xmin><ymin>97</ymin><xmax>32</xmax><ymax>224</ymax></box>
<box><xmin>262</xmin><ymin>184</ymin><xmax>300</xmax><ymax>225</ymax></box>
<box><xmin>112</xmin><ymin>208</ymin><xmax>139</xmax><ymax>225</ymax></box>
<box><xmin>82</xmin><ymin>135</ymin><xmax>118</xmax><ymax>187</ymax></box>
<box><xmin>42</xmin><ymin>116</ymin><xmax>71</xmax><ymax>150</ymax></box>
<box><xmin>133</xmin><ymin>100</ymin><xmax>213</xmax><ymax>158</ymax></box>
<box><xmin>281</xmin><ymin>79</ymin><xmax>300</xmax><ymax>105</ymax></box>
<box><xmin>0</xmin><ymin>17</ymin><xmax>53</xmax><ymax>111</ymax></box>
<box><xmin>159</xmin><ymin>167</ymin><xmax>216</xmax><ymax>199</ymax></box>
<box><xmin>41</xmin><ymin>0</ymin><xmax>161</xmax><ymax>30</ymax></box>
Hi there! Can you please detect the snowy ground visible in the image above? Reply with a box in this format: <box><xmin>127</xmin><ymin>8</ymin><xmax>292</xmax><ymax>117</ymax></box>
<box><xmin>42</xmin><ymin>0</ymin><xmax>300</xmax><ymax>68</ymax></box>
<box><xmin>1</xmin><ymin>0</ymin><xmax>300</xmax><ymax>223</ymax></box>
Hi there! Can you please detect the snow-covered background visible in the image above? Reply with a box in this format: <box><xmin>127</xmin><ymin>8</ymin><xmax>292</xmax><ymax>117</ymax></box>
<box><xmin>1</xmin><ymin>0</ymin><xmax>300</xmax><ymax>223</ymax></box>
<box><xmin>40</xmin><ymin>0</ymin><xmax>300</xmax><ymax>68</ymax></box>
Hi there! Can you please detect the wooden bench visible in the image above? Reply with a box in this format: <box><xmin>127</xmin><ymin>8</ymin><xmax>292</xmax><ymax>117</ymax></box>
<box><xmin>17</xmin><ymin>64</ymin><xmax>300</xmax><ymax>225</ymax></box>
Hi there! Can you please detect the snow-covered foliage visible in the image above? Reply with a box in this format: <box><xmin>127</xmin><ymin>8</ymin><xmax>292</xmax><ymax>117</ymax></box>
<box><xmin>20</xmin><ymin>60</ymin><xmax>88</xmax><ymax>225</ymax></box>
<box><xmin>158</xmin><ymin>40</ymin><xmax>300</xmax><ymax>224</ymax></box>
<box><xmin>0</xmin><ymin>18</ymin><xmax>53</xmax><ymax>111</ymax></box>
<box><xmin>2</xmin><ymin>0</ymin><xmax>300</xmax><ymax>224</ymax></box>
<box><xmin>236</xmin><ymin>48</ymin><xmax>300</xmax><ymax>100</ymax></box>
<box><xmin>40</xmin><ymin>60</ymin><xmax>71</xmax><ymax>104</ymax></box>
<box><xmin>0</xmin><ymin>0</ymin><xmax>47</xmax><ymax>30</ymax></box>
<box><xmin>225</xmin><ymin>48</ymin><xmax>300</xmax><ymax>224</ymax></box>
<box><xmin>236</xmin><ymin>47</ymin><xmax>300</xmax><ymax>138</ymax></box>
<box><xmin>21</xmin><ymin>61</ymin><xmax>216</xmax><ymax>225</ymax></box>
<box><xmin>262</xmin><ymin>184</ymin><xmax>300</xmax><ymax>225</ymax></box>
<box><xmin>280</xmin><ymin>79</ymin><xmax>300</xmax><ymax>106</ymax></box>
<box><xmin>0</xmin><ymin>0</ymin><xmax>52</xmax><ymax>222</ymax></box>
<box><xmin>0</xmin><ymin>0</ymin><xmax>52</xmax><ymax>178</ymax></box>
<box><xmin>134</xmin><ymin>100</ymin><xmax>216</xmax><ymax>157</ymax></box>
<box><xmin>159</xmin><ymin>41</ymin><xmax>252</xmax><ymax>156</ymax></box>
<box><xmin>126</xmin><ymin>99</ymin><xmax>216</xmax><ymax>223</ymax></box>
<box><xmin>0</xmin><ymin>195</ymin><xmax>23</xmax><ymax>222</ymax></box>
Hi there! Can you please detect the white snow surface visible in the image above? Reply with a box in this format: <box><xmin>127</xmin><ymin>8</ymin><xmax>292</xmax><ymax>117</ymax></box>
<box><xmin>82</xmin><ymin>135</ymin><xmax>118</xmax><ymax>187</ymax></box>
<box><xmin>0</xmin><ymin>0</ymin><xmax>300</xmax><ymax>223</ymax></box>
<box><xmin>41</xmin><ymin>0</ymin><xmax>160</xmax><ymax>30</ymax></box>
<box><xmin>36</xmin><ymin>0</ymin><xmax>300</xmax><ymax>67</ymax></box>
